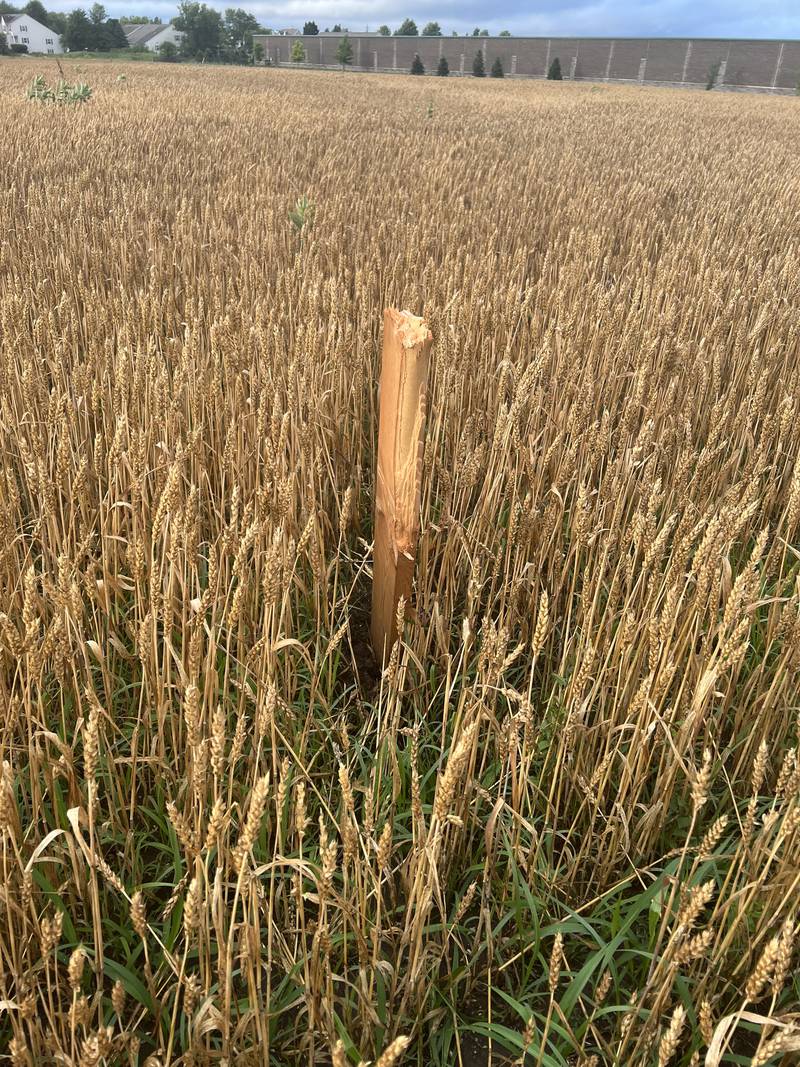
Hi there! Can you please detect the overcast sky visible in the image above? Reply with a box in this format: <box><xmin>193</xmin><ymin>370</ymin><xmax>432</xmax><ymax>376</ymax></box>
<box><xmin>49</xmin><ymin>0</ymin><xmax>800</xmax><ymax>38</ymax></box>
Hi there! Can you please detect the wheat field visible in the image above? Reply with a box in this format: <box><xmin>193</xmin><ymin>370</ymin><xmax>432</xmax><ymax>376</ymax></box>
<box><xmin>1</xmin><ymin>58</ymin><xmax>799</xmax><ymax>1066</ymax></box>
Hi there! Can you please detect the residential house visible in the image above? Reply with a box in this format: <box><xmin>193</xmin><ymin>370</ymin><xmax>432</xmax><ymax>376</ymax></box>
<box><xmin>0</xmin><ymin>13</ymin><xmax>62</xmax><ymax>53</ymax></box>
<box><xmin>121</xmin><ymin>22</ymin><xmax>184</xmax><ymax>52</ymax></box>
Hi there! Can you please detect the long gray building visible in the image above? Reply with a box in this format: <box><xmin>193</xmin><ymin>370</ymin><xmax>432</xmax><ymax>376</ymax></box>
<box><xmin>253</xmin><ymin>34</ymin><xmax>800</xmax><ymax>93</ymax></box>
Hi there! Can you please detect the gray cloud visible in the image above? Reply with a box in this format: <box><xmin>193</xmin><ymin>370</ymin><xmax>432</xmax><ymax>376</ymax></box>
<box><xmin>49</xmin><ymin>0</ymin><xmax>800</xmax><ymax>39</ymax></box>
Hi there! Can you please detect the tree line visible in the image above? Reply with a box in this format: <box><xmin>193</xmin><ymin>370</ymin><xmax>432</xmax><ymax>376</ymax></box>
<box><xmin>300</xmin><ymin>20</ymin><xmax>512</xmax><ymax>37</ymax></box>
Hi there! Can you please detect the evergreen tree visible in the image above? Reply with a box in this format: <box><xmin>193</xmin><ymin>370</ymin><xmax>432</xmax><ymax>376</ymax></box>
<box><xmin>62</xmin><ymin>9</ymin><xmax>94</xmax><ymax>50</ymax></box>
<box><xmin>336</xmin><ymin>33</ymin><xmax>352</xmax><ymax>67</ymax></box>
<box><xmin>290</xmin><ymin>38</ymin><xmax>304</xmax><ymax>61</ymax></box>
<box><xmin>547</xmin><ymin>56</ymin><xmax>562</xmax><ymax>79</ymax></box>
<box><xmin>499</xmin><ymin>29</ymin><xmax>511</xmax><ymax>36</ymax></box>
<box><xmin>0</xmin><ymin>31</ymin><xmax>8</xmax><ymax>53</ymax></box>
<box><xmin>472</xmin><ymin>48</ymin><xmax>485</xmax><ymax>77</ymax></box>
<box><xmin>436</xmin><ymin>54</ymin><xmax>449</xmax><ymax>76</ymax></box>
<box><xmin>377</xmin><ymin>24</ymin><xmax>390</xmax><ymax>35</ymax></box>
<box><xmin>102</xmin><ymin>17</ymin><xmax>128</xmax><ymax>47</ymax></box>
<box><xmin>302</xmin><ymin>20</ymin><xmax>317</xmax><ymax>34</ymax></box>
<box><xmin>394</xmin><ymin>18</ymin><xmax>417</xmax><ymax>35</ymax></box>
<box><xmin>421</xmin><ymin>21</ymin><xmax>441</xmax><ymax>35</ymax></box>
<box><xmin>490</xmin><ymin>56</ymin><xmax>503</xmax><ymax>77</ymax></box>
<box><xmin>23</xmin><ymin>0</ymin><xmax>48</xmax><ymax>24</ymax></box>
<box><xmin>410</xmin><ymin>52</ymin><xmax>424</xmax><ymax>74</ymax></box>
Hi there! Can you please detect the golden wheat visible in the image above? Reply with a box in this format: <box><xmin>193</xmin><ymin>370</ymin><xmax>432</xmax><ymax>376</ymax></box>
<box><xmin>0</xmin><ymin>56</ymin><xmax>799</xmax><ymax>1065</ymax></box>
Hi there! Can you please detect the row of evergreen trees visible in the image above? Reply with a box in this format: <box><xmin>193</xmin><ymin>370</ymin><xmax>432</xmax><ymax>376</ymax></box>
<box><xmin>409</xmin><ymin>50</ymin><xmax>499</xmax><ymax>77</ymax></box>
<box><xmin>408</xmin><ymin>51</ymin><xmax>564</xmax><ymax>79</ymax></box>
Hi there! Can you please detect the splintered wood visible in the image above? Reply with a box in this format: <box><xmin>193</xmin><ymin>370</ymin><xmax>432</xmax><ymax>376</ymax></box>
<box><xmin>371</xmin><ymin>309</ymin><xmax>433</xmax><ymax>665</ymax></box>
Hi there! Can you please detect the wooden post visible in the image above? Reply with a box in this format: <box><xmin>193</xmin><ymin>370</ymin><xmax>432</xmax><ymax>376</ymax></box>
<box><xmin>371</xmin><ymin>309</ymin><xmax>432</xmax><ymax>665</ymax></box>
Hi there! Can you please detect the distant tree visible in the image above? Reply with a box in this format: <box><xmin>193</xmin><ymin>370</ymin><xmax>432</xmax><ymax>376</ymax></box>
<box><xmin>472</xmin><ymin>48</ymin><xmax>485</xmax><ymax>76</ymax></box>
<box><xmin>499</xmin><ymin>29</ymin><xmax>511</xmax><ymax>36</ymax></box>
<box><xmin>547</xmin><ymin>56</ymin><xmax>562</xmax><ymax>79</ymax></box>
<box><xmin>422</xmin><ymin>21</ymin><xmax>441</xmax><ymax>35</ymax></box>
<box><xmin>290</xmin><ymin>38</ymin><xmax>304</xmax><ymax>61</ymax></box>
<box><xmin>119</xmin><ymin>14</ymin><xmax>154</xmax><ymax>23</ymax></box>
<box><xmin>395</xmin><ymin>18</ymin><xmax>417</xmax><ymax>35</ymax></box>
<box><xmin>336</xmin><ymin>33</ymin><xmax>352</xmax><ymax>67</ymax></box>
<box><xmin>174</xmin><ymin>0</ymin><xmax>224</xmax><ymax>57</ymax></box>
<box><xmin>253</xmin><ymin>40</ymin><xmax>263</xmax><ymax>61</ymax></box>
<box><xmin>479</xmin><ymin>29</ymin><xmax>488</xmax><ymax>35</ymax></box>
<box><xmin>102</xmin><ymin>17</ymin><xmax>128</xmax><ymax>47</ymax></box>
<box><xmin>331</xmin><ymin>23</ymin><xmax>342</xmax><ymax>31</ymax></box>
<box><xmin>451</xmin><ymin>30</ymin><xmax>458</xmax><ymax>36</ymax></box>
<box><xmin>0</xmin><ymin>2</ymin><xmax>18</xmax><ymax>13</ymax></box>
<box><xmin>89</xmin><ymin>2</ymin><xmax>105</xmax><ymax>24</ymax></box>
<box><xmin>0</xmin><ymin>31</ymin><xmax>8</xmax><ymax>53</ymax></box>
<box><xmin>302</xmin><ymin>20</ymin><xmax>317</xmax><ymax>34</ymax></box>
<box><xmin>23</xmin><ymin>0</ymin><xmax>48</xmax><ymax>24</ymax></box>
<box><xmin>377</xmin><ymin>24</ymin><xmax>390</xmax><ymax>35</ymax></box>
<box><xmin>410</xmin><ymin>52</ymin><xmax>424</xmax><ymax>74</ymax></box>
<box><xmin>46</xmin><ymin>9</ymin><xmax>66</xmax><ymax>33</ymax></box>
<box><xmin>436</xmin><ymin>54</ymin><xmax>448</xmax><ymax>76</ymax></box>
<box><xmin>157</xmin><ymin>39</ymin><xmax>179</xmax><ymax>59</ymax></box>
<box><xmin>224</xmin><ymin>7</ymin><xmax>261</xmax><ymax>51</ymax></box>
<box><xmin>62</xmin><ymin>8</ymin><xmax>94</xmax><ymax>50</ymax></box>
<box><xmin>490</xmin><ymin>56</ymin><xmax>503</xmax><ymax>77</ymax></box>
<box><xmin>472</xmin><ymin>27</ymin><xmax>480</xmax><ymax>35</ymax></box>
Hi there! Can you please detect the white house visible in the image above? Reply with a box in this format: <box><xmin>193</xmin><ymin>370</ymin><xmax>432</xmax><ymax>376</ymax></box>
<box><xmin>0</xmin><ymin>13</ymin><xmax>62</xmax><ymax>53</ymax></box>
<box><xmin>121</xmin><ymin>22</ymin><xmax>184</xmax><ymax>52</ymax></box>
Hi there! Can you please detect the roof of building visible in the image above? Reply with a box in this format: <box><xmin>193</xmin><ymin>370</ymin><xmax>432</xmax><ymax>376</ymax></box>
<box><xmin>122</xmin><ymin>23</ymin><xmax>175</xmax><ymax>45</ymax></box>
<box><xmin>2</xmin><ymin>12</ymin><xmax>58</xmax><ymax>32</ymax></box>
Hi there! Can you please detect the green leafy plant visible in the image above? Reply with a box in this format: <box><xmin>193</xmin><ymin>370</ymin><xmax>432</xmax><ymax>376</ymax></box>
<box><xmin>288</xmin><ymin>194</ymin><xmax>315</xmax><ymax>233</ymax></box>
<box><xmin>547</xmin><ymin>56</ymin><xmax>562</xmax><ymax>80</ymax></box>
<box><xmin>157</xmin><ymin>41</ymin><xmax>179</xmax><ymax>62</ymax></box>
<box><xmin>410</xmin><ymin>53</ymin><xmax>424</xmax><ymax>75</ymax></box>
<box><xmin>491</xmin><ymin>57</ymin><xmax>504</xmax><ymax>78</ymax></box>
<box><xmin>336</xmin><ymin>34</ymin><xmax>352</xmax><ymax>69</ymax></box>
<box><xmin>437</xmin><ymin>55</ymin><xmax>449</xmax><ymax>77</ymax></box>
<box><xmin>27</xmin><ymin>75</ymin><xmax>93</xmax><ymax>105</ymax></box>
<box><xmin>706</xmin><ymin>60</ymin><xmax>721</xmax><ymax>90</ymax></box>
<box><xmin>290</xmin><ymin>39</ymin><xmax>305</xmax><ymax>63</ymax></box>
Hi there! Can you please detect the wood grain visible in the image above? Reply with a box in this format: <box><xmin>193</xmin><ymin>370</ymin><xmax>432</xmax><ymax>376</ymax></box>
<box><xmin>371</xmin><ymin>309</ymin><xmax>432</xmax><ymax>665</ymax></box>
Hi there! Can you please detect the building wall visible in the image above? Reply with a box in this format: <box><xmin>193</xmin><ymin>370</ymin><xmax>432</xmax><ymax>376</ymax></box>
<box><xmin>144</xmin><ymin>26</ymin><xmax>184</xmax><ymax>52</ymax></box>
<box><xmin>1</xmin><ymin>15</ymin><xmax>63</xmax><ymax>54</ymax></box>
<box><xmin>253</xmin><ymin>33</ymin><xmax>800</xmax><ymax>92</ymax></box>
